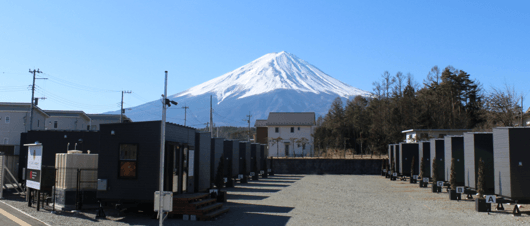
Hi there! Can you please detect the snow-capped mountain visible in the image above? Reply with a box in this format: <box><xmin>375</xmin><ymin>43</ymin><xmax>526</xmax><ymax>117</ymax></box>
<box><xmin>115</xmin><ymin>51</ymin><xmax>370</xmax><ymax>127</ymax></box>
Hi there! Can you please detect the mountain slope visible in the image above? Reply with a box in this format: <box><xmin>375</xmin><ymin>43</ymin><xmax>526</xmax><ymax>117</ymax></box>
<box><xmin>114</xmin><ymin>51</ymin><xmax>371</xmax><ymax>127</ymax></box>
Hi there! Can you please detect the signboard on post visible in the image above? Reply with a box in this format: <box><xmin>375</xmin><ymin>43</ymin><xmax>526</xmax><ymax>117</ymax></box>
<box><xmin>486</xmin><ymin>195</ymin><xmax>496</xmax><ymax>203</ymax></box>
<box><xmin>456</xmin><ymin>186</ymin><xmax>464</xmax><ymax>193</ymax></box>
<box><xmin>24</xmin><ymin>143</ymin><xmax>43</xmax><ymax>190</ymax></box>
<box><xmin>413</xmin><ymin>175</ymin><xmax>418</xmax><ymax>180</ymax></box>
<box><xmin>437</xmin><ymin>181</ymin><xmax>444</xmax><ymax>187</ymax></box>
<box><xmin>423</xmin><ymin>177</ymin><xmax>429</xmax><ymax>183</ymax></box>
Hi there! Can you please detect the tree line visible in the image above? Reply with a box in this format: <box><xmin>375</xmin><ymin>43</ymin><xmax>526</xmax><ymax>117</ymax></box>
<box><xmin>313</xmin><ymin>66</ymin><xmax>525</xmax><ymax>155</ymax></box>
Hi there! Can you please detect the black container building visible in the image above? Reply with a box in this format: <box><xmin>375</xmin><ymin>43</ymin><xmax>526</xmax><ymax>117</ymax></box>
<box><xmin>194</xmin><ymin>132</ymin><xmax>211</xmax><ymax>193</ymax></box>
<box><xmin>444</xmin><ymin>136</ymin><xmax>465</xmax><ymax>186</ymax></box>
<box><xmin>398</xmin><ymin>143</ymin><xmax>419</xmax><ymax>176</ymax></box>
<box><xmin>239</xmin><ymin>142</ymin><xmax>251</xmax><ymax>177</ymax></box>
<box><xmin>463</xmin><ymin>132</ymin><xmax>494</xmax><ymax>193</ymax></box>
<box><xmin>19</xmin><ymin>130</ymin><xmax>101</xmax><ymax>181</ymax></box>
<box><xmin>430</xmin><ymin>138</ymin><xmax>445</xmax><ymax>181</ymax></box>
<box><xmin>250</xmin><ymin>143</ymin><xmax>260</xmax><ymax>175</ymax></box>
<box><xmin>223</xmin><ymin>140</ymin><xmax>239</xmax><ymax>179</ymax></box>
<box><xmin>388</xmin><ymin>144</ymin><xmax>395</xmax><ymax>167</ymax></box>
<box><xmin>260</xmin><ymin>144</ymin><xmax>268</xmax><ymax>173</ymax></box>
<box><xmin>418</xmin><ymin>141</ymin><xmax>430</xmax><ymax>178</ymax></box>
<box><xmin>210</xmin><ymin>138</ymin><xmax>224</xmax><ymax>185</ymax></box>
<box><xmin>493</xmin><ymin>127</ymin><xmax>530</xmax><ymax>201</ymax></box>
<box><xmin>97</xmin><ymin>121</ymin><xmax>196</xmax><ymax>206</ymax></box>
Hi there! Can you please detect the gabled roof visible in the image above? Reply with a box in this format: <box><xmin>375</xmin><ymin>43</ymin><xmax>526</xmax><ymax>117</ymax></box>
<box><xmin>0</xmin><ymin>102</ymin><xmax>49</xmax><ymax>117</ymax></box>
<box><xmin>266</xmin><ymin>112</ymin><xmax>315</xmax><ymax>126</ymax></box>
<box><xmin>254</xmin><ymin>119</ymin><xmax>267</xmax><ymax>127</ymax></box>
<box><xmin>44</xmin><ymin>110</ymin><xmax>91</xmax><ymax>121</ymax></box>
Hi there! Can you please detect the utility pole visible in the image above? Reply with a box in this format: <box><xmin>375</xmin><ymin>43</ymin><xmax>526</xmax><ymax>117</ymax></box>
<box><xmin>210</xmin><ymin>95</ymin><xmax>214</xmax><ymax>138</ymax></box>
<box><xmin>182</xmin><ymin>104</ymin><xmax>189</xmax><ymax>126</ymax></box>
<box><xmin>120</xmin><ymin>91</ymin><xmax>132</xmax><ymax>123</ymax></box>
<box><xmin>243</xmin><ymin>112</ymin><xmax>251</xmax><ymax>142</ymax></box>
<box><xmin>28</xmin><ymin>69</ymin><xmax>47</xmax><ymax>131</ymax></box>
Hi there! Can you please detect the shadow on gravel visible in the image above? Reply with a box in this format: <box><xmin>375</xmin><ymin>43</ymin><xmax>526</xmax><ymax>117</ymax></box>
<box><xmin>227</xmin><ymin>194</ymin><xmax>269</xmax><ymax>201</ymax></box>
<box><xmin>238</xmin><ymin>183</ymin><xmax>290</xmax><ymax>187</ymax></box>
<box><xmin>255</xmin><ymin>180</ymin><xmax>295</xmax><ymax>183</ymax></box>
<box><xmin>225</xmin><ymin>187</ymin><xmax>281</xmax><ymax>193</ymax></box>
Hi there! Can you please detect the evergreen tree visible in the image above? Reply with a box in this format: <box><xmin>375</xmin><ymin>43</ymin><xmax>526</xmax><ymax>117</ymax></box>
<box><xmin>419</xmin><ymin>155</ymin><xmax>425</xmax><ymax>179</ymax></box>
<box><xmin>450</xmin><ymin>158</ymin><xmax>456</xmax><ymax>190</ymax></box>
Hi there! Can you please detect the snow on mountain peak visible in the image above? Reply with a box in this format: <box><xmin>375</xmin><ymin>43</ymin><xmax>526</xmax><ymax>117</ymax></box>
<box><xmin>174</xmin><ymin>51</ymin><xmax>369</xmax><ymax>104</ymax></box>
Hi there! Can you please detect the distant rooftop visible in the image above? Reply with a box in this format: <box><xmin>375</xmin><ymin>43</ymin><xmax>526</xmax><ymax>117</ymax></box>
<box><xmin>266</xmin><ymin>112</ymin><xmax>315</xmax><ymax>126</ymax></box>
<box><xmin>402</xmin><ymin>129</ymin><xmax>473</xmax><ymax>134</ymax></box>
<box><xmin>254</xmin><ymin>119</ymin><xmax>267</xmax><ymax>127</ymax></box>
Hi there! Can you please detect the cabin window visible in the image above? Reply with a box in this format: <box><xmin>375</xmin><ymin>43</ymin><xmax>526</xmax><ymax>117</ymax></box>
<box><xmin>275</xmin><ymin>127</ymin><xmax>279</xmax><ymax>133</ymax></box>
<box><xmin>5</xmin><ymin>116</ymin><xmax>9</xmax><ymax>124</ymax></box>
<box><xmin>290</xmin><ymin>127</ymin><xmax>294</xmax><ymax>133</ymax></box>
<box><xmin>54</xmin><ymin>121</ymin><xmax>58</xmax><ymax>128</ymax></box>
<box><xmin>119</xmin><ymin>144</ymin><xmax>138</xmax><ymax>178</ymax></box>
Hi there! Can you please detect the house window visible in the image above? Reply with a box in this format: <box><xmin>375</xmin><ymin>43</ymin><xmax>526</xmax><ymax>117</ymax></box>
<box><xmin>37</xmin><ymin>120</ymin><xmax>40</xmax><ymax>128</ymax></box>
<box><xmin>303</xmin><ymin>144</ymin><xmax>306</xmax><ymax>150</ymax></box>
<box><xmin>3</xmin><ymin>138</ymin><xmax>8</xmax><ymax>145</ymax></box>
<box><xmin>119</xmin><ymin>144</ymin><xmax>138</xmax><ymax>178</ymax></box>
<box><xmin>298</xmin><ymin>127</ymin><xmax>300</xmax><ymax>131</ymax></box>
<box><xmin>290</xmin><ymin>127</ymin><xmax>294</xmax><ymax>133</ymax></box>
<box><xmin>5</xmin><ymin>116</ymin><xmax>9</xmax><ymax>124</ymax></box>
<box><xmin>87</xmin><ymin>125</ymin><xmax>90</xmax><ymax>130</ymax></box>
<box><xmin>275</xmin><ymin>127</ymin><xmax>279</xmax><ymax>133</ymax></box>
<box><xmin>54</xmin><ymin>121</ymin><xmax>58</xmax><ymax>128</ymax></box>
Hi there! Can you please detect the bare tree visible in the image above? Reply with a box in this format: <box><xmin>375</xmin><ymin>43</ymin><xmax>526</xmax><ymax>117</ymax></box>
<box><xmin>484</xmin><ymin>84</ymin><xmax>522</xmax><ymax>127</ymax></box>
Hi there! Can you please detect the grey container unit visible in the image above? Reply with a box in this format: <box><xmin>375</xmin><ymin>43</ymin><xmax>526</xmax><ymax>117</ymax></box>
<box><xmin>223</xmin><ymin>140</ymin><xmax>239</xmax><ymax>179</ymax></box>
<box><xmin>430</xmin><ymin>138</ymin><xmax>445</xmax><ymax>181</ymax></box>
<box><xmin>194</xmin><ymin>132</ymin><xmax>211</xmax><ymax>193</ymax></box>
<box><xmin>239</xmin><ymin>142</ymin><xmax>251</xmax><ymax>176</ymax></box>
<box><xmin>210</xmin><ymin>138</ymin><xmax>224</xmax><ymax>185</ymax></box>
<box><xmin>444</xmin><ymin>136</ymin><xmax>465</xmax><ymax>186</ymax></box>
<box><xmin>463</xmin><ymin>132</ymin><xmax>494</xmax><ymax>193</ymax></box>
<box><xmin>398</xmin><ymin>143</ymin><xmax>419</xmax><ymax>176</ymax></box>
<box><xmin>493</xmin><ymin>127</ymin><xmax>530</xmax><ymax>201</ymax></box>
<box><xmin>418</xmin><ymin>142</ymin><xmax>430</xmax><ymax>178</ymax></box>
<box><xmin>250</xmin><ymin>143</ymin><xmax>260</xmax><ymax>174</ymax></box>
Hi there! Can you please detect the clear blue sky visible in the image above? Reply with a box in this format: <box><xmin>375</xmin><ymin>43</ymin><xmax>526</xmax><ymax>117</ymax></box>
<box><xmin>1</xmin><ymin>1</ymin><xmax>529</xmax><ymax>114</ymax></box>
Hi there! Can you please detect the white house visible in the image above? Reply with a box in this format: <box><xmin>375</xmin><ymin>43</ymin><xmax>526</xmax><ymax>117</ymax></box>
<box><xmin>44</xmin><ymin>110</ymin><xmax>92</xmax><ymax>131</ymax></box>
<box><xmin>264</xmin><ymin>112</ymin><xmax>315</xmax><ymax>157</ymax></box>
<box><xmin>0</xmin><ymin>103</ymin><xmax>49</xmax><ymax>154</ymax></box>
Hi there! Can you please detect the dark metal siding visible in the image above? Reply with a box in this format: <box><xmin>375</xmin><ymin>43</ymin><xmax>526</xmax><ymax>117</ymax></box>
<box><xmin>418</xmin><ymin>142</ymin><xmax>430</xmax><ymax>178</ymax></box>
<box><xmin>399</xmin><ymin>143</ymin><xmax>419</xmax><ymax>176</ymax></box>
<box><xmin>444</xmin><ymin>136</ymin><xmax>465</xmax><ymax>185</ymax></box>
<box><xmin>494</xmin><ymin>127</ymin><xmax>530</xmax><ymax>200</ymax></box>
<box><xmin>250</xmin><ymin>143</ymin><xmax>260</xmax><ymax>173</ymax></box>
<box><xmin>210</xmin><ymin>138</ymin><xmax>224</xmax><ymax>184</ymax></box>
<box><xmin>223</xmin><ymin>140</ymin><xmax>239</xmax><ymax>178</ymax></box>
<box><xmin>430</xmin><ymin>139</ymin><xmax>445</xmax><ymax>181</ymax></box>
<box><xmin>97</xmin><ymin>121</ymin><xmax>161</xmax><ymax>202</ymax></box>
<box><xmin>194</xmin><ymin>132</ymin><xmax>211</xmax><ymax>192</ymax></box>
<box><xmin>19</xmin><ymin>130</ymin><xmax>101</xmax><ymax>180</ymax></box>
<box><xmin>260</xmin><ymin>144</ymin><xmax>267</xmax><ymax>171</ymax></box>
<box><xmin>239</xmin><ymin>142</ymin><xmax>251</xmax><ymax>175</ymax></box>
<box><xmin>394</xmin><ymin>144</ymin><xmax>399</xmax><ymax>172</ymax></box>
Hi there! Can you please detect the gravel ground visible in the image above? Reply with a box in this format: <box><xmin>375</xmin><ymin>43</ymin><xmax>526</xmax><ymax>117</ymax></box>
<box><xmin>1</xmin><ymin>175</ymin><xmax>529</xmax><ymax>225</ymax></box>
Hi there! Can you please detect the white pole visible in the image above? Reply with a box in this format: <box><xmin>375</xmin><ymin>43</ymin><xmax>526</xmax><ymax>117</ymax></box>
<box><xmin>159</xmin><ymin>71</ymin><xmax>168</xmax><ymax>226</ymax></box>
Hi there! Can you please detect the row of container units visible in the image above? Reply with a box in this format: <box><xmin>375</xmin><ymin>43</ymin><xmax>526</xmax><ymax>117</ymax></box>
<box><xmin>388</xmin><ymin>127</ymin><xmax>529</xmax><ymax>202</ymax></box>
<box><xmin>19</xmin><ymin>121</ymin><xmax>271</xmax><ymax>210</ymax></box>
